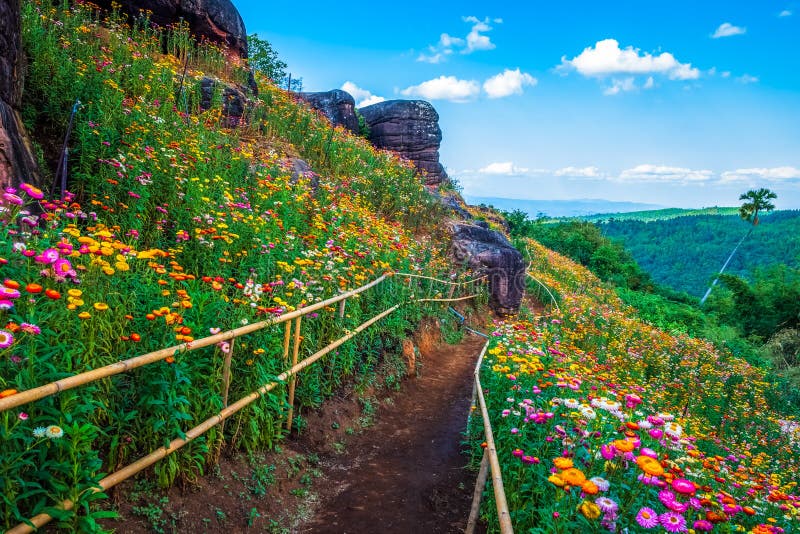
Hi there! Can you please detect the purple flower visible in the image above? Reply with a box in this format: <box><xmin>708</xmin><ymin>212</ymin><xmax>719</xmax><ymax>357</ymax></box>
<box><xmin>595</xmin><ymin>496</ymin><xmax>618</xmax><ymax>513</ymax></box>
<box><xmin>659</xmin><ymin>511</ymin><xmax>687</xmax><ymax>533</ymax></box>
<box><xmin>635</xmin><ymin>507</ymin><xmax>659</xmax><ymax>529</ymax></box>
<box><xmin>659</xmin><ymin>489</ymin><xmax>677</xmax><ymax>505</ymax></box>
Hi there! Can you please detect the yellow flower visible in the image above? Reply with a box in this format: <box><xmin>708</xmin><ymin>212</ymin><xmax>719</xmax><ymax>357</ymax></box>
<box><xmin>548</xmin><ymin>474</ymin><xmax>565</xmax><ymax>487</ymax></box>
<box><xmin>78</xmin><ymin>312</ymin><xmax>91</xmax><ymax>319</ymax></box>
<box><xmin>93</xmin><ymin>302</ymin><xmax>109</xmax><ymax>311</ymax></box>
<box><xmin>67</xmin><ymin>289</ymin><xmax>83</xmax><ymax>297</ymax></box>
<box><xmin>561</xmin><ymin>468</ymin><xmax>586</xmax><ymax>486</ymax></box>
<box><xmin>578</xmin><ymin>501</ymin><xmax>601</xmax><ymax>520</ymax></box>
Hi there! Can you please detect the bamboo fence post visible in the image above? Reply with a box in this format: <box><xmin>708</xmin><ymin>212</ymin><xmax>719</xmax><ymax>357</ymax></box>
<box><xmin>221</xmin><ymin>338</ymin><xmax>235</xmax><ymax>408</ymax></box>
<box><xmin>9</xmin><ymin>303</ymin><xmax>402</xmax><ymax>534</ymax></box>
<box><xmin>338</xmin><ymin>298</ymin><xmax>346</xmax><ymax>319</ymax></box>
<box><xmin>447</xmin><ymin>283</ymin><xmax>456</xmax><ymax>299</ymax></box>
<box><xmin>474</xmin><ymin>340</ymin><xmax>514</xmax><ymax>534</ymax></box>
<box><xmin>286</xmin><ymin>316</ymin><xmax>302</xmax><ymax>431</ymax></box>
<box><xmin>282</xmin><ymin>320</ymin><xmax>292</xmax><ymax>364</ymax></box>
<box><xmin>465</xmin><ymin>450</ymin><xmax>490</xmax><ymax>534</ymax></box>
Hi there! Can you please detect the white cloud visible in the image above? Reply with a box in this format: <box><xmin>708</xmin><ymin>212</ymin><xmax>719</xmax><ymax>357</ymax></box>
<box><xmin>483</xmin><ymin>68</ymin><xmax>537</xmax><ymax>98</ymax></box>
<box><xmin>712</xmin><ymin>22</ymin><xmax>746</xmax><ymax>38</ymax></box>
<box><xmin>559</xmin><ymin>39</ymin><xmax>700</xmax><ymax>81</ymax></box>
<box><xmin>643</xmin><ymin>76</ymin><xmax>655</xmax><ymax>89</ymax></box>
<box><xmin>604</xmin><ymin>77</ymin><xmax>636</xmax><ymax>95</ymax></box>
<box><xmin>720</xmin><ymin>167</ymin><xmax>800</xmax><ymax>183</ymax></box>
<box><xmin>417</xmin><ymin>16</ymin><xmax>499</xmax><ymax>63</ymax></box>
<box><xmin>617</xmin><ymin>164</ymin><xmax>714</xmax><ymax>183</ymax></box>
<box><xmin>721</xmin><ymin>71</ymin><xmax>731</xmax><ymax>78</ymax></box>
<box><xmin>779</xmin><ymin>9</ymin><xmax>792</xmax><ymax>17</ymax></box>
<box><xmin>554</xmin><ymin>166</ymin><xmax>602</xmax><ymax>178</ymax></box>
<box><xmin>400</xmin><ymin>76</ymin><xmax>480</xmax><ymax>102</ymax></box>
<box><xmin>478</xmin><ymin>161</ymin><xmax>530</xmax><ymax>175</ymax></box>
<box><xmin>736</xmin><ymin>74</ymin><xmax>759</xmax><ymax>84</ymax></box>
<box><xmin>341</xmin><ymin>81</ymin><xmax>386</xmax><ymax>108</ymax></box>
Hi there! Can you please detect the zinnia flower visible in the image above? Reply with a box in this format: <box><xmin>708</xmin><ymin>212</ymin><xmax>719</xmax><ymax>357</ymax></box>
<box><xmin>636</xmin><ymin>507</ymin><xmax>659</xmax><ymax>528</ymax></box>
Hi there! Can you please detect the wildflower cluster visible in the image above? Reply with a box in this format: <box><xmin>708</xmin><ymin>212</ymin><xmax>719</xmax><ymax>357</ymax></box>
<box><xmin>472</xmin><ymin>240</ymin><xmax>798</xmax><ymax>532</ymax></box>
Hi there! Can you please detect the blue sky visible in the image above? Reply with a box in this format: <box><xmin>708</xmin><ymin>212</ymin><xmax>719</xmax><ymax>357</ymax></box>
<box><xmin>233</xmin><ymin>1</ymin><xmax>800</xmax><ymax>209</ymax></box>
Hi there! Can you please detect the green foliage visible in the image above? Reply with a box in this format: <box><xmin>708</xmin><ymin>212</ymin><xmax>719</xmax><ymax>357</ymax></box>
<box><xmin>247</xmin><ymin>34</ymin><xmax>302</xmax><ymax>91</ymax></box>
<box><xmin>356</xmin><ymin>110</ymin><xmax>370</xmax><ymax>138</ymax></box>
<box><xmin>600</xmin><ymin>210</ymin><xmax>800</xmax><ymax>297</ymax></box>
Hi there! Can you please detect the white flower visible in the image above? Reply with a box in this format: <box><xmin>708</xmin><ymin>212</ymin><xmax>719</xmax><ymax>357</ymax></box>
<box><xmin>664</xmin><ymin>422</ymin><xmax>683</xmax><ymax>438</ymax></box>
<box><xmin>590</xmin><ymin>476</ymin><xmax>610</xmax><ymax>492</ymax></box>
<box><xmin>564</xmin><ymin>398</ymin><xmax>580</xmax><ymax>409</ymax></box>
<box><xmin>33</xmin><ymin>427</ymin><xmax>47</xmax><ymax>438</ymax></box>
<box><xmin>45</xmin><ymin>425</ymin><xmax>64</xmax><ymax>439</ymax></box>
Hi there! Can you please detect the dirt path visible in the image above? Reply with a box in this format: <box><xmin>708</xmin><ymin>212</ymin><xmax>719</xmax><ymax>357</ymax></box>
<box><xmin>299</xmin><ymin>334</ymin><xmax>487</xmax><ymax>534</ymax></box>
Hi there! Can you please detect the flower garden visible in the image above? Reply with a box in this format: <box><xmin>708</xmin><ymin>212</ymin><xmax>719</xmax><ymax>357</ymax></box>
<box><xmin>472</xmin><ymin>240</ymin><xmax>799</xmax><ymax>533</ymax></box>
<box><xmin>0</xmin><ymin>2</ymin><xmax>468</xmax><ymax>530</ymax></box>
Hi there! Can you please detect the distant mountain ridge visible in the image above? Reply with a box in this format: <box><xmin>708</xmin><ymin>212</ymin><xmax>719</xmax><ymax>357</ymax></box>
<box><xmin>463</xmin><ymin>196</ymin><xmax>664</xmax><ymax>218</ymax></box>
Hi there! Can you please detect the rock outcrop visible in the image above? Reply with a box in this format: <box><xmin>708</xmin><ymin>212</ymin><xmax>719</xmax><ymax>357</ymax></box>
<box><xmin>450</xmin><ymin>222</ymin><xmax>525</xmax><ymax>315</ymax></box>
<box><xmin>198</xmin><ymin>76</ymin><xmax>249</xmax><ymax>125</ymax></box>
<box><xmin>297</xmin><ymin>90</ymin><xmax>359</xmax><ymax>135</ymax></box>
<box><xmin>94</xmin><ymin>0</ymin><xmax>248</xmax><ymax>58</ymax></box>
<box><xmin>0</xmin><ymin>0</ymin><xmax>43</xmax><ymax>191</ymax></box>
<box><xmin>358</xmin><ymin>100</ymin><xmax>448</xmax><ymax>186</ymax></box>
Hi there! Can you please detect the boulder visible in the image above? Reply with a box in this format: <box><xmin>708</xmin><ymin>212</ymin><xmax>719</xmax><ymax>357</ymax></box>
<box><xmin>94</xmin><ymin>0</ymin><xmax>248</xmax><ymax>58</ymax></box>
<box><xmin>297</xmin><ymin>90</ymin><xmax>359</xmax><ymax>134</ymax></box>
<box><xmin>450</xmin><ymin>222</ymin><xmax>525</xmax><ymax>315</ymax></box>
<box><xmin>198</xmin><ymin>76</ymin><xmax>249</xmax><ymax>125</ymax></box>
<box><xmin>0</xmin><ymin>0</ymin><xmax>43</xmax><ymax>191</ymax></box>
<box><xmin>358</xmin><ymin>100</ymin><xmax>448</xmax><ymax>186</ymax></box>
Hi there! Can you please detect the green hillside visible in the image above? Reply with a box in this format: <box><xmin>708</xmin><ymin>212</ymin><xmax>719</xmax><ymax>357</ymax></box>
<box><xmin>581</xmin><ymin>206</ymin><xmax>740</xmax><ymax>223</ymax></box>
<box><xmin>599</xmin><ymin>210</ymin><xmax>800</xmax><ymax>296</ymax></box>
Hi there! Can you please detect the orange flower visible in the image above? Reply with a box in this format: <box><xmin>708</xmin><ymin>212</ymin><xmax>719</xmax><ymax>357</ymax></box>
<box><xmin>581</xmin><ymin>480</ymin><xmax>599</xmax><ymax>495</ymax></box>
<box><xmin>0</xmin><ymin>389</ymin><xmax>18</xmax><ymax>398</ymax></box>
<box><xmin>561</xmin><ymin>468</ymin><xmax>586</xmax><ymax>486</ymax></box>
<box><xmin>26</xmin><ymin>283</ymin><xmax>43</xmax><ymax>294</ymax></box>
<box><xmin>636</xmin><ymin>455</ymin><xmax>665</xmax><ymax>477</ymax></box>
<box><xmin>3</xmin><ymin>279</ymin><xmax>20</xmax><ymax>289</ymax></box>
<box><xmin>613</xmin><ymin>439</ymin><xmax>635</xmax><ymax>453</ymax></box>
<box><xmin>553</xmin><ymin>457</ymin><xmax>574</xmax><ymax>470</ymax></box>
<box><xmin>130</xmin><ymin>333</ymin><xmax>141</xmax><ymax>342</ymax></box>
<box><xmin>45</xmin><ymin>288</ymin><xmax>61</xmax><ymax>299</ymax></box>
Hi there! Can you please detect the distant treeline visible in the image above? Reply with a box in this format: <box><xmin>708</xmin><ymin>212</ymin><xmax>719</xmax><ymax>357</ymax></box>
<box><xmin>598</xmin><ymin>210</ymin><xmax>800</xmax><ymax>296</ymax></box>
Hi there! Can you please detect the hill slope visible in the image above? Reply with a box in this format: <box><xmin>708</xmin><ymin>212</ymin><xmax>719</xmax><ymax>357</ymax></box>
<box><xmin>599</xmin><ymin>210</ymin><xmax>800</xmax><ymax>296</ymax></box>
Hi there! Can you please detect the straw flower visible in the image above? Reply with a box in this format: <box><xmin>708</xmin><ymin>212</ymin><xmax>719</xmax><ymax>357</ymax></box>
<box><xmin>0</xmin><ymin>329</ymin><xmax>14</xmax><ymax>348</ymax></box>
<box><xmin>636</xmin><ymin>455</ymin><xmax>665</xmax><ymax>477</ymax></box>
<box><xmin>93</xmin><ymin>302</ymin><xmax>109</xmax><ymax>311</ymax></box>
<box><xmin>45</xmin><ymin>425</ymin><xmax>64</xmax><ymax>439</ymax></box>
<box><xmin>636</xmin><ymin>507</ymin><xmax>659</xmax><ymax>528</ymax></box>
<box><xmin>578</xmin><ymin>500</ymin><xmax>601</xmax><ymax>520</ymax></box>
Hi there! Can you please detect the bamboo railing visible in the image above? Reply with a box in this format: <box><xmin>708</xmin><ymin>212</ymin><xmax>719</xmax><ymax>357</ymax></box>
<box><xmin>5</xmin><ymin>271</ymin><xmax>487</xmax><ymax>533</ymax></box>
<box><xmin>466</xmin><ymin>339</ymin><xmax>514</xmax><ymax>534</ymax></box>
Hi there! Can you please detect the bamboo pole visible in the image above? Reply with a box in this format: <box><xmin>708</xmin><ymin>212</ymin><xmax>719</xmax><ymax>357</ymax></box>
<box><xmin>220</xmin><ymin>339</ymin><xmax>235</xmax><ymax>408</ymax></box>
<box><xmin>338</xmin><ymin>298</ymin><xmax>346</xmax><ymax>319</ymax></box>
<box><xmin>286</xmin><ymin>316</ymin><xmax>302</xmax><ymax>431</ymax></box>
<box><xmin>473</xmin><ymin>340</ymin><xmax>514</xmax><ymax>534</ymax></box>
<box><xmin>396</xmin><ymin>272</ymin><xmax>487</xmax><ymax>286</ymax></box>
<box><xmin>282</xmin><ymin>321</ymin><xmax>292</xmax><ymax>364</ymax></box>
<box><xmin>9</xmin><ymin>303</ymin><xmax>403</xmax><ymax>534</ymax></box>
<box><xmin>0</xmin><ymin>274</ymin><xmax>389</xmax><ymax>413</ymax></box>
<box><xmin>465</xmin><ymin>450</ymin><xmax>490</xmax><ymax>534</ymax></box>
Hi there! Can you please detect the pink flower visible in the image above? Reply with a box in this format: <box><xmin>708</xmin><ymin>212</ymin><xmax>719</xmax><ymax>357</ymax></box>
<box><xmin>659</xmin><ymin>489</ymin><xmax>677</xmax><ymax>506</ymax></box>
<box><xmin>3</xmin><ymin>193</ymin><xmax>23</xmax><ymax>205</ymax></box>
<box><xmin>649</xmin><ymin>428</ymin><xmax>663</xmax><ymax>439</ymax></box>
<box><xmin>0</xmin><ymin>300</ymin><xmax>13</xmax><ymax>310</ymax></box>
<box><xmin>18</xmin><ymin>412</ymin><xmax>28</xmax><ymax>420</ymax></box>
<box><xmin>600</xmin><ymin>444</ymin><xmax>615</xmax><ymax>460</ymax></box>
<box><xmin>0</xmin><ymin>287</ymin><xmax>20</xmax><ymax>299</ymax></box>
<box><xmin>659</xmin><ymin>511</ymin><xmax>687</xmax><ymax>533</ymax></box>
<box><xmin>0</xmin><ymin>329</ymin><xmax>14</xmax><ymax>349</ymax></box>
<box><xmin>20</xmin><ymin>183</ymin><xmax>44</xmax><ymax>200</ymax></box>
<box><xmin>671</xmin><ymin>478</ymin><xmax>696</xmax><ymax>496</ymax></box>
<box><xmin>635</xmin><ymin>507</ymin><xmax>658</xmax><ymax>529</ymax></box>
<box><xmin>692</xmin><ymin>519</ymin><xmax>713</xmax><ymax>532</ymax></box>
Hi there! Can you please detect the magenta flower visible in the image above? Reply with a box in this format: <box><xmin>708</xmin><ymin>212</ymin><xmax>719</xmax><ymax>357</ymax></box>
<box><xmin>18</xmin><ymin>412</ymin><xmax>28</xmax><ymax>420</ymax></box>
<box><xmin>635</xmin><ymin>507</ymin><xmax>659</xmax><ymax>528</ymax></box>
<box><xmin>0</xmin><ymin>299</ymin><xmax>13</xmax><ymax>310</ymax></box>
<box><xmin>19</xmin><ymin>183</ymin><xmax>44</xmax><ymax>200</ymax></box>
<box><xmin>659</xmin><ymin>512</ymin><xmax>687</xmax><ymax>533</ymax></box>
<box><xmin>0</xmin><ymin>329</ymin><xmax>14</xmax><ymax>349</ymax></box>
<box><xmin>2</xmin><ymin>192</ymin><xmax>23</xmax><ymax>205</ymax></box>
<box><xmin>692</xmin><ymin>519</ymin><xmax>713</xmax><ymax>532</ymax></box>
<box><xmin>671</xmin><ymin>478</ymin><xmax>696</xmax><ymax>496</ymax></box>
<box><xmin>20</xmin><ymin>323</ymin><xmax>41</xmax><ymax>335</ymax></box>
<box><xmin>658</xmin><ymin>489</ymin><xmax>677</xmax><ymax>506</ymax></box>
<box><xmin>600</xmin><ymin>443</ymin><xmax>616</xmax><ymax>460</ymax></box>
<box><xmin>52</xmin><ymin>258</ymin><xmax>73</xmax><ymax>278</ymax></box>
<box><xmin>0</xmin><ymin>287</ymin><xmax>20</xmax><ymax>299</ymax></box>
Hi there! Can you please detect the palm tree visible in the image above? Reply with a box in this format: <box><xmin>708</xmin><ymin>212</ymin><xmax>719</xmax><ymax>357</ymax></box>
<box><xmin>699</xmin><ymin>188</ymin><xmax>777</xmax><ymax>305</ymax></box>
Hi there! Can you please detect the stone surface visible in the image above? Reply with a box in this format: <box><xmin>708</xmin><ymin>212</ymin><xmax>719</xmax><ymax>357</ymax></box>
<box><xmin>297</xmin><ymin>90</ymin><xmax>359</xmax><ymax>134</ymax></box>
<box><xmin>359</xmin><ymin>100</ymin><xmax>448</xmax><ymax>186</ymax></box>
<box><xmin>94</xmin><ymin>0</ymin><xmax>248</xmax><ymax>58</ymax></box>
<box><xmin>198</xmin><ymin>76</ymin><xmax>249</xmax><ymax>125</ymax></box>
<box><xmin>450</xmin><ymin>222</ymin><xmax>525</xmax><ymax>315</ymax></box>
<box><xmin>0</xmin><ymin>0</ymin><xmax>43</xmax><ymax>191</ymax></box>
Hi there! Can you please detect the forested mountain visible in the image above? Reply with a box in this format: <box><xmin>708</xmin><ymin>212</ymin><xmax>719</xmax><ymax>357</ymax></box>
<box><xmin>599</xmin><ymin>210</ymin><xmax>800</xmax><ymax>296</ymax></box>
